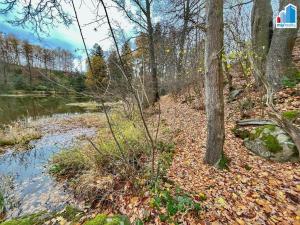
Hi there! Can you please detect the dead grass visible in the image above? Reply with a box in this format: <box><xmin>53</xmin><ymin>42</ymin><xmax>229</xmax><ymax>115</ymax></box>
<box><xmin>66</xmin><ymin>101</ymin><xmax>124</xmax><ymax>111</ymax></box>
<box><xmin>66</xmin><ymin>101</ymin><xmax>100</xmax><ymax>110</ymax></box>
<box><xmin>49</xmin><ymin>111</ymin><xmax>152</xmax><ymax>203</ymax></box>
<box><xmin>0</xmin><ymin>123</ymin><xmax>41</xmax><ymax>147</ymax></box>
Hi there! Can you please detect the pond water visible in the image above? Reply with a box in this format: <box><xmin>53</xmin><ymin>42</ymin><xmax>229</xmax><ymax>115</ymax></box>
<box><xmin>0</xmin><ymin>126</ymin><xmax>96</xmax><ymax>218</ymax></box>
<box><xmin>0</xmin><ymin>95</ymin><xmax>99</xmax><ymax>219</ymax></box>
<box><xmin>0</xmin><ymin>95</ymin><xmax>91</xmax><ymax>125</ymax></box>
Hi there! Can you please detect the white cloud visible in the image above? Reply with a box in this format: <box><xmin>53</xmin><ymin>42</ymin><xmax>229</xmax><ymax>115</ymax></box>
<box><xmin>0</xmin><ymin>0</ymin><xmax>135</xmax><ymax>71</ymax></box>
<box><xmin>52</xmin><ymin>0</ymin><xmax>134</xmax><ymax>51</ymax></box>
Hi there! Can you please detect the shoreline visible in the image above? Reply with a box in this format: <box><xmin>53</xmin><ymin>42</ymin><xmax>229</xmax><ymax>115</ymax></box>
<box><xmin>0</xmin><ymin>112</ymin><xmax>105</xmax><ymax>220</ymax></box>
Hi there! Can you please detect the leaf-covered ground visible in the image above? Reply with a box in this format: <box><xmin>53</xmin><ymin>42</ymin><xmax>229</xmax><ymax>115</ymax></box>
<box><xmin>3</xmin><ymin>87</ymin><xmax>298</xmax><ymax>224</ymax></box>
<box><xmin>159</xmin><ymin>94</ymin><xmax>300</xmax><ymax>224</ymax></box>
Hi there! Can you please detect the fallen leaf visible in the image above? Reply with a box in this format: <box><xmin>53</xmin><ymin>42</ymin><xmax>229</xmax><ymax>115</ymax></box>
<box><xmin>236</xmin><ymin>218</ymin><xmax>245</xmax><ymax>225</ymax></box>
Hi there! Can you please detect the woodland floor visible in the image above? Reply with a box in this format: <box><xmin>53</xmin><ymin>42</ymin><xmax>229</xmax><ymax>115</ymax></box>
<box><xmin>115</xmin><ymin>82</ymin><xmax>300</xmax><ymax>224</ymax></box>
<box><xmin>159</xmin><ymin>94</ymin><xmax>300</xmax><ymax>225</ymax></box>
<box><xmin>2</xmin><ymin>83</ymin><xmax>299</xmax><ymax>225</ymax></box>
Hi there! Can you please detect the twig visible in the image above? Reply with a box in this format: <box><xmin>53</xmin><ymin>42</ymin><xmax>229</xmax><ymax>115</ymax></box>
<box><xmin>100</xmin><ymin>0</ymin><xmax>157</xmax><ymax>174</ymax></box>
<box><xmin>71</xmin><ymin>0</ymin><xmax>127</xmax><ymax>163</ymax></box>
<box><xmin>226</xmin><ymin>0</ymin><xmax>253</xmax><ymax>9</ymax></box>
<box><xmin>155</xmin><ymin>103</ymin><xmax>161</xmax><ymax>144</ymax></box>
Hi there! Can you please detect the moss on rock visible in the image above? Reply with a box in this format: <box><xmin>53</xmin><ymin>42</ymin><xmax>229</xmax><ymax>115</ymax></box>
<box><xmin>0</xmin><ymin>212</ymin><xmax>46</xmax><ymax>225</ymax></box>
<box><xmin>244</xmin><ymin>125</ymin><xmax>298</xmax><ymax>162</ymax></box>
<box><xmin>232</xmin><ymin>127</ymin><xmax>250</xmax><ymax>139</ymax></box>
<box><xmin>282</xmin><ymin>110</ymin><xmax>300</xmax><ymax>121</ymax></box>
<box><xmin>83</xmin><ymin>214</ymin><xmax>130</xmax><ymax>225</ymax></box>
<box><xmin>261</xmin><ymin>134</ymin><xmax>282</xmax><ymax>153</ymax></box>
<box><xmin>249</xmin><ymin>125</ymin><xmax>277</xmax><ymax>140</ymax></box>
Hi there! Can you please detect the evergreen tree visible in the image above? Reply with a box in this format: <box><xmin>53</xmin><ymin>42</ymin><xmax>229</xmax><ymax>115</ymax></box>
<box><xmin>91</xmin><ymin>43</ymin><xmax>104</xmax><ymax>58</ymax></box>
<box><xmin>121</xmin><ymin>41</ymin><xmax>133</xmax><ymax>80</ymax></box>
<box><xmin>85</xmin><ymin>43</ymin><xmax>107</xmax><ymax>91</ymax></box>
<box><xmin>107</xmin><ymin>50</ymin><xmax>127</xmax><ymax>97</ymax></box>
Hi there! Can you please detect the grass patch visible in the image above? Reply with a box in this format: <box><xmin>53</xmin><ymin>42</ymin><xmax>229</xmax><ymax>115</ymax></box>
<box><xmin>49</xmin><ymin>110</ymin><xmax>178</xmax><ymax>217</ymax></box>
<box><xmin>91</xmin><ymin>113</ymin><xmax>150</xmax><ymax>176</ymax></box>
<box><xmin>0</xmin><ymin>212</ymin><xmax>45</xmax><ymax>225</ymax></box>
<box><xmin>218</xmin><ymin>152</ymin><xmax>230</xmax><ymax>170</ymax></box>
<box><xmin>66</xmin><ymin>101</ymin><xmax>123</xmax><ymax>111</ymax></box>
<box><xmin>84</xmin><ymin>214</ymin><xmax>107</xmax><ymax>225</ymax></box>
<box><xmin>157</xmin><ymin>141</ymin><xmax>176</xmax><ymax>176</ymax></box>
<box><xmin>50</xmin><ymin>148</ymin><xmax>91</xmax><ymax>178</ymax></box>
<box><xmin>0</xmin><ymin>205</ymin><xmax>84</xmax><ymax>225</ymax></box>
<box><xmin>282</xmin><ymin>69</ymin><xmax>300</xmax><ymax>88</ymax></box>
<box><xmin>60</xmin><ymin>205</ymin><xmax>83</xmax><ymax>222</ymax></box>
<box><xmin>0</xmin><ymin>125</ymin><xmax>41</xmax><ymax>147</ymax></box>
<box><xmin>282</xmin><ymin>110</ymin><xmax>300</xmax><ymax>121</ymax></box>
<box><xmin>0</xmin><ymin>192</ymin><xmax>5</xmax><ymax>221</ymax></box>
<box><xmin>66</xmin><ymin>101</ymin><xmax>100</xmax><ymax>110</ymax></box>
<box><xmin>49</xmin><ymin>112</ymin><xmax>152</xmax><ymax>192</ymax></box>
<box><xmin>149</xmin><ymin>187</ymin><xmax>201</xmax><ymax>224</ymax></box>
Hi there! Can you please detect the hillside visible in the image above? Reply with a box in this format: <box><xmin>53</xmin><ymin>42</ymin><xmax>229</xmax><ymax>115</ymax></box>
<box><xmin>0</xmin><ymin>64</ymin><xmax>85</xmax><ymax>94</ymax></box>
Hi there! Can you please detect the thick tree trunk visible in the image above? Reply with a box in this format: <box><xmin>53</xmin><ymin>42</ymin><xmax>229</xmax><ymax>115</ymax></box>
<box><xmin>251</xmin><ymin>0</ymin><xmax>273</xmax><ymax>86</ymax></box>
<box><xmin>146</xmin><ymin>0</ymin><xmax>159</xmax><ymax>104</ymax></box>
<box><xmin>265</xmin><ymin>0</ymin><xmax>300</xmax><ymax>90</ymax></box>
<box><xmin>204</xmin><ymin>0</ymin><xmax>225</xmax><ymax>165</ymax></box>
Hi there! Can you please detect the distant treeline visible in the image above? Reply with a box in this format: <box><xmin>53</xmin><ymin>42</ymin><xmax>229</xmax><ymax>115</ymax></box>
<box><xmin>0</xmin><ymin>32</ymin><xmax>85</xmax><ymax>93</ymax></box>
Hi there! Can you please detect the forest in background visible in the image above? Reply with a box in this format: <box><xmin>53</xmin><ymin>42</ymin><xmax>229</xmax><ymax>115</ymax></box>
<box><xmin>0</xmin><ymin>33</ymin><xmax>85</xmax><ymax>93</ymax></box>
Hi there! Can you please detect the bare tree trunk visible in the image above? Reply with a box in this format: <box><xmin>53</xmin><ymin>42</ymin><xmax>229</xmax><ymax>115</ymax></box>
<box><xmin>3</xmin><ymin>63</ymin><xmax>7</xmax><ymax>85</ymax></box>
<box><xmin>146</xmin><ymin>0</ymin><xmax>159</xmax><ymax>104</ymax></box>
<box><xmin>177</xmin><ymin>0</ymin><xmax>190</xmax><ymax>78</ymax></box>
<box><xmin>28</xmin><ymin>63</ymin><xmax>32</xmax><ymax>86</ymax></box>
<box><xmin>251</xmin><ymin>0</ymin><xmax>273</xmax><ymax>86</ymax></box>
<box><xmin>265</xmin><ymin>0</ymin><xmax>300</xmax><ymax>90</ymax></box>
<box><xmin>1</xmin><ymin>50</ymin><xmax>8</xmax><ymax>85</ymax></box>
<box><xmin>204</xmin><ymin>0</ymin><xmax>225</xmax><ymax>165</ymax></box>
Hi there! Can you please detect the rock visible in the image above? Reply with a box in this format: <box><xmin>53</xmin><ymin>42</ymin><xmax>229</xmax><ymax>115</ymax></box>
<box><xmin>228</xmin><ymin>89</ymin><xmax>243</xmax><ymax>102</ymax></box>
<box><xmin>232</xmin><ymin>127</ymin><xmax>250</xmax><ymax>139</ymax></box>
<box><xmin>277</xmin><ymin>134</ymin><xmax>290</xmax><ymax>143</ymax></box>
<box><xmin>244</xmin><ymin>140</ymin><xmax>272</xmax><ymax>159</ymax></box>
<box><xmin>243</xmin><ymin>125</ymin><xmax>299</xmax><ymax>162</ymax></box>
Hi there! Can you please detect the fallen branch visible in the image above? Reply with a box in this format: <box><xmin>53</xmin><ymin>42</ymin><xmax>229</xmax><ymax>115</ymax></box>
<box><xmin>236</xmin><ymin>119</ymin><xmax>276</xmax><ymax>126</ymax></box>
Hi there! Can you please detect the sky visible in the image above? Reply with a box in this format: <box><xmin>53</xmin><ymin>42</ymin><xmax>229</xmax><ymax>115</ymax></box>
<box><xmin>0</xmin><ymin>0</ymin><xmax>283</xmax><ymax>57</ymax></box>
<box><xmin>0</xmin><ymin>0</ymin><xmax>134</xmax><ymax>55</ymax></box>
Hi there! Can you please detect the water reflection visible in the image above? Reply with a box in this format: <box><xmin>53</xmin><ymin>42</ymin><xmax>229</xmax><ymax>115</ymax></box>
<box><xmin>0</xmin><ymin>127</ymin><xmax>96</xmax><ymax>218</ymax></box>
<box><xmin>0</xmin><ymin>95</ymin><xmax>90</xmax><ymax>125</ymax></box>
